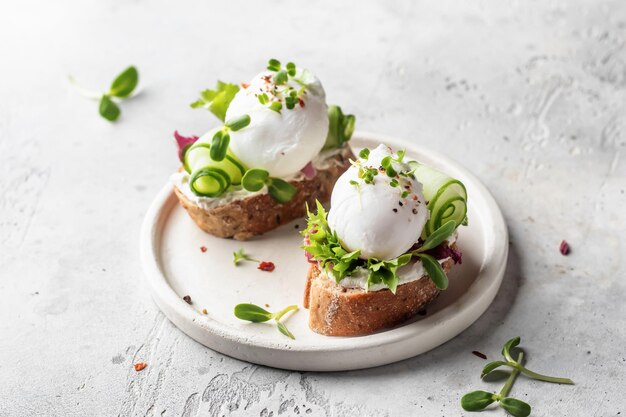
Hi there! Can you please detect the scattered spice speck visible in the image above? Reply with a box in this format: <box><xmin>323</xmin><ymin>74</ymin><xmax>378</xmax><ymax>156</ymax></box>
<box><xmin>200</xmin><ymin>246</ymin><xmax>207</xmax><ymax>253</ymax></box>
<box><xmin>183</xmin><ymin>295</ymin><xmax>192</xmax><ymax>304</ymax></box>
<box><xmin>258</xmin><ymin>261</ymin><xmax>275</xmax><ymax>272</ymax></box>
<box><xmin>202</xmin><ymin>309</ymin><xmax>207</xmax><ymax>315</ymax></box>
<box><xmin>472</xmin><ymin>351</ymin><xmax>487</xmax><ymax>360</ymax></box>
<box><xmin>134</xmin><ymin>362</ymin><xmax>147</xmax><ymax>372</ymax></box>
<box><xmin>559</xmin><ymin>240</ymin><xmax>570</xmax><ymax>255</ymax></box>
<box><xmin>264</xmin><ymin>303</ymin><xmax>270</xmax><ymax>308</ymax></box>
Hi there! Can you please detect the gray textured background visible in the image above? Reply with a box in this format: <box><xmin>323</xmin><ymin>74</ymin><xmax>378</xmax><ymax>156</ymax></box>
<box><xmin>1</xmin><ymin>0</ymin><xmax>625</xmax><ymax>416</ymax></box>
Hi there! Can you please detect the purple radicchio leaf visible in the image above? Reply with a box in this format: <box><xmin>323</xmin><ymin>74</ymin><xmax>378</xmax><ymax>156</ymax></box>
<box><xmin>425</xmin><ymin>243</ymin><xmax>462</xmax><ymax>264</ymax></box>
<box><xmin>173</xmin><ymin>130</ymin><xmax>199</xmax><ymax>162</ymax></box>
<box><xmin>300</xmin><ymin>161</ymin><xmax>317</xmax><ymax>179</ymax></box>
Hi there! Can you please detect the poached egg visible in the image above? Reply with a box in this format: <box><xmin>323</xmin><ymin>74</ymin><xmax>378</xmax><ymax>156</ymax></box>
<box><xmin>327</xmin><ymin>145</ymin><xmax>429</xmax><ymax>260</ymax></box>
<box><xmin>225</xmin><ymin>69</ymin><xmax>329</xmax><ymax>178</ymax></box>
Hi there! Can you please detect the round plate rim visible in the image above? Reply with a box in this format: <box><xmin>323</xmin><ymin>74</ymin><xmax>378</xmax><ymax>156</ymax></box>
<box><xmin>140</xmin><ymin>131</ymin><xmax>508</xmax><ymax>371</ymax></box>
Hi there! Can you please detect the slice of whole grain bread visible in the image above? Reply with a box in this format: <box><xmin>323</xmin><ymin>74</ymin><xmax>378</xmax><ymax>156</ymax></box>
<box><xmin>303</xmin><ymin>247</ymin><xmax>457</xmax><ymax>336</ymax></box>
<box><xmin>174</xmin><ymin>146</ymin><xmax>354</xmax><ymax>240</ymax></box>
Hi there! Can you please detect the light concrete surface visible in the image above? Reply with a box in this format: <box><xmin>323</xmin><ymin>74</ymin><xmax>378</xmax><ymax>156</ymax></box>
<box><xmin>0</xmin><ymin>1</ymin><xmax>624</xmax><ymax>416</ymax></box>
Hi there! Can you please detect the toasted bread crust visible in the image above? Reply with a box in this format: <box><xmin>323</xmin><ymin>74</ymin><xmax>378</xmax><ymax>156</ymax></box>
<box><xmin>174</xmin><ymin>147</ymin><xmax>354</xmax><ymax>240</ymax></box>
<box><xmin>304</xmin><ymin>249</ymin><xmax>457</xmax><ymax>336</ymax></box>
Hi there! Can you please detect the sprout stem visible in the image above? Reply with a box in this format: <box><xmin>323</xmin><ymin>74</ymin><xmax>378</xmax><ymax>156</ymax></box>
<box><xmin>273</xmin><ymin>305</ymin><xmax>298</xmax><ymax>321</ymax></box>
<box><xmin>500</xmin><ymin>352</ymin><xmax>523</xmax><ymax>398</ymax></box>
<box><xmin>68</xmin><ymin>75</ymin><xmax>102</xmax><ymax>100</ymax></box>
<box><xmin>515</xmin><ymin>365</ymin><xmax>575</xmax><ymax>385</ymax></box>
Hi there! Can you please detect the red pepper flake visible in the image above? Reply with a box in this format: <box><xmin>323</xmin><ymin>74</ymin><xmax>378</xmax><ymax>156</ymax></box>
<box><xmin>472</xmin><ymin>351</ymin><xmax>487</xmax><ymax>360</ymax></box>
<box><xmin>258</xmin><ymin>261</ymin><xmax>275</xmax><ymax>272</ymax></box>
<box><xmin>202</xmin><ymin>308</ymin><xmax>207</xmax><ymax>315</ymax></box>
<box><xmin>412</xmin><ymin>195</ymin><xmax>418</xmax><ymax>201</ymax></box>
<box><xmin>559</xmin><ymin>240</ymin><xmax>570</xmax><ymax>255</ymax></box>
<box><xmin>200</xmin><ymin>246</ymin><xmax>207</xmax><ymax>253</ymax></box>
<box><xmin>183</xmin><ymin>295</ymin><xmax>192</xmax><ymax>304</ymax></box>
<box><xmin>134</xmin><ymin>362</ymin><xmax>147</xmax><ymax>372</ymax></box>
<box><xmin>241</xmin><ymin>82</ymin><xmax>249</xmax><ymax>89</ymax></box>
<box><xmin>298</xmin><ymin>97</ymin><xmax>305</xmax><ymax>108</ymax></box>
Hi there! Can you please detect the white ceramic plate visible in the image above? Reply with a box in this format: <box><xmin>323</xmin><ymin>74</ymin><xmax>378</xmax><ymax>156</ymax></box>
<box><xmin>140</xmin><ymin>132</ymin><xmax>508</xmax><ymax>371</ymax></box>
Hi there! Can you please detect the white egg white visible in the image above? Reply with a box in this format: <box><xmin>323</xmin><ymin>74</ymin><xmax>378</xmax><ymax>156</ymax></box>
<box><xmin>327</xmin><ymin>145</ymin><xmax>429</xmax><ymax>260</ymax></box>
<box><xmin>225</xmin><ymin>70</ymin><xmax>329</xmax><ymax>178</ymax></box>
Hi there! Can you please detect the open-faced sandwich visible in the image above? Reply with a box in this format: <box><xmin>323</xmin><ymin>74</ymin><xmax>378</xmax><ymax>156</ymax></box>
<box><xmin>171</xmin><ymin>59</ymin><xmax>356</xmax><ymax>240</ymax></box>
<box><xmin>302</xmin><ymin>144</ymin><xmax>467</xmax><ymax>336</ymax></box>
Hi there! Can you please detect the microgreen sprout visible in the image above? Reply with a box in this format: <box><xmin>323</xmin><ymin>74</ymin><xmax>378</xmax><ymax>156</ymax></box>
<box><xmin>462</xmin><ymin>352</ymin><xmax>531</xmax><ymax>417</ymax></box>
<box><xmin>234</xmin><ymin>303</ymin><xmax>298</xmax><ymax>339</ymax></box>
<box><xmin>482</xmin><ymin>337</ymin><xmax>575</xmax><ymax>385</ymax></box>
<box><xmin>209</xmin><ymin>114</ymin><xmax>251</xmax><ymax>161</ymax></box>
<box><xmin>241</xmin><ymin>168</ymin><xmax>298</xmax><ymax>203</ymax></box>
<box><xmin>357</xmin><ymin>165</ymin><xmax>378</xmax><ymax>184</ymax></box>
<box><xmin>461</xmin><ymin>337</ymin><xmax>574</xmax><ymax>416</ymax></box>
<box><xmin>381</xmin><ymin>156</ymin><xmax>398</xmax><ymax>177</ymax></box>
<box><xmin>233</xmin><ymin>248</ymin><xmax>259</xmax><ymax>266</ymax></box>
<box><xmin>69</xmin><ymin>66</ymin><xmax>139</xmax><ymax>122</ymax></box>
<box><xmin>359</xmin><ymin>148</ymin><xmax>370</xmax><ymax>159</ymax></box>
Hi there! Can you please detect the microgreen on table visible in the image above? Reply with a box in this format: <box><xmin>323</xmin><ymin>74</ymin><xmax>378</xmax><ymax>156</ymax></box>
<box><xmin>233</xmin><ymin>248</ymin><xmax>259</xmax><ymax>266</ymax></box>
<box><xmin>69</xmin><ymin>66</ymin><xmax>139</xmax><ymax>122</ymax></box>
<box><xmin>461</xmin><ymin>337</ymin><xmax>574</xmax><ymax>416</ymax></box>
<box><xmin>234</xmin><ymin>303</ymin><xmax>298</xmax><ymax>339</ymax></box>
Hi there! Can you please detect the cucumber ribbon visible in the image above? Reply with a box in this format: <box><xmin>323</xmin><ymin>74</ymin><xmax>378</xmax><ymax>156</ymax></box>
<box><xmin>410</xmin><ymin>162</ymin><xmax>468</xmax><ymax>239</ymax></box>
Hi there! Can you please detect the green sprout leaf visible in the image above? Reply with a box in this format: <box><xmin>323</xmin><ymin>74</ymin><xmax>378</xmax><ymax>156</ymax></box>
<box><xmin>190</xmin><ymin>81</ymin><xmax>240</xmax><ymax>122</ymax></box>
<box><xmin>499</xmin><ymin>397</ymin><xmax>531</xmax><ymax>417</ymax></box>
<box><xmin>417</xmin><ymin>253</ymin><xmax>448</xmax><ymax>289</ymax></box>
<box><xmin>417</xmin><ymin>220</ymin><xmax>457</xmax><ymax>252</ymax></box>
<box><xmin>267</xmin><ymin>178</ymin><xmax>297</xmax><ymax>203</ymax></box>
<box><xmin>481</xmin><ymin>361</ymin><xmax>509</xmax><ymax>379</ymax></box>
<box><xmin>277</xmin><ymin>322</ymin><xmax>295</xmax><ymax>339</ymax></box>
<box><xmin>461</xmin><ymin>391</ymin><xmax>497</xmax><ymax>411</ymax></box>
<box><xmin>286</xmin><ymin>62</ymin><xmax>296</xmax><ymax>76</ymax></box>
<box><xmin>99</xmin><ymin>95</ymin><xmax>120</xmax><ymax>122</ymax></box>
<box><xmin>234</xmin><ymin>303</ymin><xmax>298</xmax><ymax>339</ymax></box>
<box><xmin>502</xmin><ymin>336</ymin><xmax>521</xmax><ymax>362</ymax></box>
<box><xmin>257</xmin><ymin>93</ymin><xmax>269</xmax><ymax>105</ymax></box>
<box><xmin>225</xmin><ymin>114</ymin><xmax>251</xmax><ymax>131</ymax></box>
<box><xmin>241</xmin><ymin>169</ymin><xmax>270</xmax><ymax>192</ymax></box>
<box><xmin>359</xmin><ymin>148</ymin><xmax>370</xmax><ymax>159</ymax></box>
<box><xmin>210</xmin><ymin>130</ymin><xmax>230</xmax><ymax>161</ymax></box>
<box><xmin>108</xmin><ymin>66</ymin><xmax>138</xmax><ymax>98</ymax></box>
<box><xmin>273</xmin><ymin>69</ymin><xmax>289</xmax><ymax>85</ymax></box>
<box><xmin>268</xmin><ymin>101</ymin><xmax>283</xmax><ymax>113</ymax></box>
<box><xmin>381</xmin><ymin>156</ymin><xmax>398</xmax><ymax>177</ymax></box>
<box><xmin>233</xmin><ymin>303</ymin><xmax>273</xmax><ymax>322</ymax></box>
<box><xmin>267</xmin><ymin>58</ymin><xmax>281</xmax><ymax>72</ymax></box>
<box><xmin>233</xmin><ymin>248</ymin><xmax>259</xmax><ymax>266</ymax></box>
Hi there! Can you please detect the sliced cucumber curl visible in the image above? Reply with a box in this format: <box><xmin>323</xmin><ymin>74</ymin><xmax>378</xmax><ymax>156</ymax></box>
<box><xmin>410</xmin><ymin>162</ymin><xmax>468</xmax><ymax>239</ymax></box>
